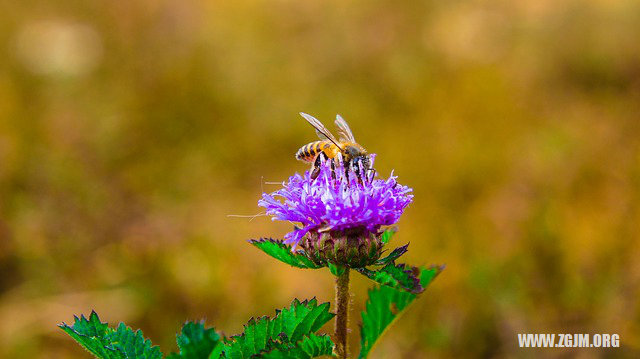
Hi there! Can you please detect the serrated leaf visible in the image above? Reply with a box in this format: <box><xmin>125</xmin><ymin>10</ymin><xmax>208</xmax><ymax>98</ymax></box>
<box><xmin>261</xmin><ymin>333</ymin><xmax>335</xmax><ymax>359</ymax></box>
<box><xmin>359</xmin><ymin>265</ymin><xmax>444</xmax><ymax>359</ymax></box>
<box><xmin>106</xmin><ymin>323</ymin><xmax>163</xmax><ymax>359</ymax></box>
<box><xmin>59</xmin><ymin>311</ymin><xmax>162</xmax><ymax>359</ymax></box>
<box><xmin>249</xmin><ymin>238</ymin><xmax>324</xmax><ymax>269</ymax></box>
<box><xmin>375</xmin><ymin>244</ymin><xmax>409</xmax><ymax>265</ymax></box>
<box><xmin>222</xmin><ymin>298</ymin><xmax>335</xmax><ymax>358</ymax></box>
<box><xmin>59</xmin><ymin>311</ymin><xmax>117</xmax><ymax>359</ymax></box>
<box><xmin>356</xmin><ymin>263</ymin><xmax>423</xmax><ymax>294</ymax></box>
<box><xmin>380</xmin><ymin>228</ymin><xmax>397</xmax><ymax>245</ymax></box>
<box><xmin>167</xmin><ymin>321</ymin><xmax>221</xmax><ymax>359</ymax></box>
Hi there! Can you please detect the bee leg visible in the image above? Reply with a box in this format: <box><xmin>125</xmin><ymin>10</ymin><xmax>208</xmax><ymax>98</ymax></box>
<box><xmin>344</xmin><ymin>160</ymin><xmax>351</xmax><ymax>183</ymax></box>
<box><xmin>311</xmin><ymin>154</ymin><xmax>323</xmax><ymax>179</ymax></box>
<box><xmin>355</xmin><ymin>163</ymin><xmax>365</xmax><ymax>185</ymax></box>
<box><xmin>349</xmin><ymin>158</ymin><xmax>364</xmax><ymax>184</ymax></box>
<box><xmin>330</xmin><ymin>157</ymin><xmax>337</xmax><ymax>180</ymax></box>
<box><xmin>367</xmin><ymin>168</ymin><xmax>377</xmax><ymax>181</ymax></box>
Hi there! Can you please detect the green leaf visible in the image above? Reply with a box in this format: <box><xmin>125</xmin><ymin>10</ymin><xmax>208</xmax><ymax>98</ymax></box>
<box><xmin>356</xmin><ymin>263</ymin><xmax>423</xmax><ymax>294</ymax></box>
<box><xmin>106</xmin><ymin>323</ymin><xmax>163</xmax><ymax>358</ymax></box>
<box><xmin>59</xmin><ymin>311</ymin><xmax>162</xmax><ymax>359</ymax></box>
<box><xmin>222</xmin><ymin>298</ymin><xmax>335</xmax><ymax>358</ymax></box>
<box><xmin>249</xmin><ymin>238</ymin><xmax>324</xmax><ymax>269</ymax></box>
<box><xmin>380</xmin><ymin>227</ymin><xmax>397</xmax><ymax>245</ymax></box>
<box><xmin>358</xmin><ymin>265</ymin><xmax>444</xmax><ymax>359</ymax></box>
<box><xmin>59</xmin><ymin>311</ymin><xmax>115</xmax><ymax>359</ymax></box>
<box><xmin>261</xmin><ymin>333</ymin><xmax>335</xmax><ymax>359</ymax></box>
<box><xmin>167</xmin><ymin>321</ymin><xmax>222</xmax><ymax>359</ymax></box>
<box><xmin>375</xmin><ymin>244</ymin><xmax>409</xmax><ymax>265</ymax></box>
<box><xmin>328</xmin><ymin>263</ymin><xmax>346</xmax><ymax>276</ymax></box>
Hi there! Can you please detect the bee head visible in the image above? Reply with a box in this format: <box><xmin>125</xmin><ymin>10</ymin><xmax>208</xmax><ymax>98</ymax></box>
<box><xmin>351</xmin><ymin>155</ymin><xmax>372</xmax><ymax>178</ymax></box>
<box><xmin>356</xmin><ymin>155</ymin><xmax>371</xmax><ymax>170</ymax></box>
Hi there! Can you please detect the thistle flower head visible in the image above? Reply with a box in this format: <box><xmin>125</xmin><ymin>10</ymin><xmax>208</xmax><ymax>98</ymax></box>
<box><xmin>258</xmin><ymin>155</ymin><xmax>413</xmax><ymax>267</ymax></box>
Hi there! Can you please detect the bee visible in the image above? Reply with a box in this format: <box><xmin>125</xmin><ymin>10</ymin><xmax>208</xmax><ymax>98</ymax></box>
<box><xmin>296</xmin><ymin>112</ymin><xmax>371</xmax><ymax>180</ymax></box>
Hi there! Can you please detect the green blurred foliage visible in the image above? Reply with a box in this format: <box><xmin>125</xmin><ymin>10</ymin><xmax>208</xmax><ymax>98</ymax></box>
<box><xmin>1</xmin><ymin>0</ymin><xmax>639</xmax><ymax>357</ymax></box>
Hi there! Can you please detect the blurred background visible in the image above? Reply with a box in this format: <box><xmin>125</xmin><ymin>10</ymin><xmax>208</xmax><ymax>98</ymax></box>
<box><xmin>1</xmin><ymin>0</ymin><xmax>639</xmax><ymax>357</ymax></box>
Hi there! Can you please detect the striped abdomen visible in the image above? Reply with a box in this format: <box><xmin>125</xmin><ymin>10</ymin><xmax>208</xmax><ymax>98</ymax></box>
<box><xmin>295</xmin><ymin>140</ymin><xmax>335</xmax><ymax>163</ymax></box>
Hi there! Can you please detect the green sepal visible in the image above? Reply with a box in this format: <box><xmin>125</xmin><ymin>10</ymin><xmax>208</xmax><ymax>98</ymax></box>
<box><xmin>356</xmin><ymin>263</ymin><xmax>423</xmax><ymax>294</ymax></box>
<box><xmin>328</xmin><ymin>263</ymin><xmax>346</xmax><ymax>276</ymax></box>
<box><xmin>209</xmin><ymin>344</ymin><xmax>224</xmax><ymax>359</ymax></box>
<box><xmin>167</xmin><ymin>321</ymin><xmax>222</xmax><ymax>359</ymax></box>
<box><xmin>59</xmin><ymin>311</ymin><xmax>163</xmax><ymax>359</ymax></box>
<box><xmin>380</xmin><ymin>228</ymin><xmax>397</xmax><ymax>245</ymax></box>
<box><xmin>358</xmin><ymin>265</ymin><xmax>444</xmax><ymax>359</ymax></box>
<box><xmin>249</xmin><ymin>238</ymin><xmax>324</xmax><ymax>269</ymax></box>
<box><xmin>375</xmin><ymin>244</ymin><xmax>409</xmax><ymax>265</ymax></box>
<box><xmin>221</xmin><ymin>298</ymin><xmax>335</xmax><ymax>358</ymax></box>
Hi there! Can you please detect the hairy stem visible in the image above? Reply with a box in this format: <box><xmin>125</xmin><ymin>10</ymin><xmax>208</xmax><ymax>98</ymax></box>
<box><xmin>334</xmin><ymin>268</ymin><xmax>350</xmax><ymax>359</ymax></box>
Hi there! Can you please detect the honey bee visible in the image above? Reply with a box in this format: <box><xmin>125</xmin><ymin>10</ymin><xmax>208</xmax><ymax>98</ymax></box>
<box><xmin>296</xmin><ymin>112</ymin><xmax>371</xmax><ymax>180</ymax></box>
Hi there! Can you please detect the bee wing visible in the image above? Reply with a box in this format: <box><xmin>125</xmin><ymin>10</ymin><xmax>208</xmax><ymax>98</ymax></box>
<box><xmin>315</xmin><ymin>129</ymin><xmax>331</xmax><ymax>141</ymax></box>
<box><xmin>299</xmin><ymin>112</ymin><xmax>340</xmax><ymax>144</ymax></box>
<box><xmin>335</xmin><ymin>114</ymin><xmax>356</xmax><ymax>142</ymax></box>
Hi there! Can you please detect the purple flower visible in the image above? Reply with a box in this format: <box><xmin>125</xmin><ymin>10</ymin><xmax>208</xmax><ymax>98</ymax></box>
<box><xmin>258</xmin><ymin>155</ymin><xmax>413</xmax><ymax>249</ymax></box>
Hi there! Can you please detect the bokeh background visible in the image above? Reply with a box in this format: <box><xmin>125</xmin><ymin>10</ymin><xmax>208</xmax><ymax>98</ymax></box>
<box><xmin>1</xmin><ymin>1</ymin><xmax>640</xmax><ymax>358</ymax></box>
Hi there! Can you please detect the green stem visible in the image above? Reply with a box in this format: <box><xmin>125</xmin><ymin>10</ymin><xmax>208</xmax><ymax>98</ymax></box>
<box><xmin>334</xmin><ymin>268</ymin><xmax>350</xmax><ymax>359</ymax></box>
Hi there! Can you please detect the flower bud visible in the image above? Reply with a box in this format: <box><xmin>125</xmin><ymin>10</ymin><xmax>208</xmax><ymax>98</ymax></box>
<box><xmin>300</xmin><ymin>226</ymin><xmax>383</xmax><ymax>268</ymax></box>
